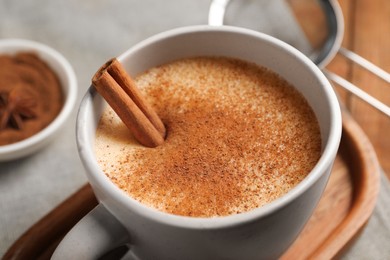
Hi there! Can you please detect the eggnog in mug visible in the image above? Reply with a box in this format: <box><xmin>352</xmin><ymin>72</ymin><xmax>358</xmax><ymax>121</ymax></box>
<box><xmin>94</xmin><ymin>56</ymin><xmax>321</xmax><ymax>218</ymax></box>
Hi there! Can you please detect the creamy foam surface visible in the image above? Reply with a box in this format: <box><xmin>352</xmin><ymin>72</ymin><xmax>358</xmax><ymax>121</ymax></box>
<box><xmin>95</xmin><ymin>57</ymin><xmax>321</xmax><ymax>217</ymax></box>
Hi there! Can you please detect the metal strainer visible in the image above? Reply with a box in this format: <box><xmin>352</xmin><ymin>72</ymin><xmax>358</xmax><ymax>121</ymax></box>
<box><xmin>209</xmin><ymin>0</ymin><xmax>390</xmax><ymax>116</ymax></box>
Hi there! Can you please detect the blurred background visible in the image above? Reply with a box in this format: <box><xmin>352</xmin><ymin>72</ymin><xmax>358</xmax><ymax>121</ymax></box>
<box><xmin>0</xmin><ymin>0</ymin><xmax>389</xmax><ymax>258</ymax></box>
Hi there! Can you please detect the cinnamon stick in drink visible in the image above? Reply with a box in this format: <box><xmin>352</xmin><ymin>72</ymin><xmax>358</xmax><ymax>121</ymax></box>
<box><xmin>92</xmin><ymin>58</ymin><xmax>165</xmax><ymax>148</ymax></box>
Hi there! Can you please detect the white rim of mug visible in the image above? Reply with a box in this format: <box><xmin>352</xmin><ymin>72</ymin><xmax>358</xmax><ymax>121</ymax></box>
<box><xmin>78</xmin><ymin>25</ymin><xmax>342</xmax><ymax>229</ymax></box>
<box><xmin>0</xmin><ymin>39</ymin><xmax>77</xmax><ymax>159</ymax></box>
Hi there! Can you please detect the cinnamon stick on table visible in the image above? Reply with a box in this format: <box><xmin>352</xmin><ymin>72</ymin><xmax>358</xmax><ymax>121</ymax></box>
<box><xmin>92</xmin><ymin>58</ymin><xmax>166</xmax><ymax>148</ymax></box>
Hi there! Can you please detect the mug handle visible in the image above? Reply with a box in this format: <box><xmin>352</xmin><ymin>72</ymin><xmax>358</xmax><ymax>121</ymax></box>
<box><xmin>51</xmin><ymin>204</ymin><xmax>129</xmax><ymax>259</ymax></box>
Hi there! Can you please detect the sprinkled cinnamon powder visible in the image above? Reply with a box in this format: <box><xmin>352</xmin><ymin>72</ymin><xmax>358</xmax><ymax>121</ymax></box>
<box><xmin>95</xmin><ymin>57</ymin><xmax>321</xmax><ymax>217</ymax></box>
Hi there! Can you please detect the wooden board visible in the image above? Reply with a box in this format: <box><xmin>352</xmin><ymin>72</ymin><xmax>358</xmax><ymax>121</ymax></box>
<box><xmin>346</xmin><ymin>0</ymin><xmax>390</xmax><ymax>177</ymax></box>
<box><xmin>326</xmin><ymin>0</ymin><xmax>390</xmax><ymax>178</ymax></box>
<box><xmin>290</xmin><ymin>0</ymin><xmax>390</xmax><ymax>179</ymax></box>
<box><xmin>3</xmin><ymin>109</ymin><xmax>380</xmax><ymax>260</ymax></box>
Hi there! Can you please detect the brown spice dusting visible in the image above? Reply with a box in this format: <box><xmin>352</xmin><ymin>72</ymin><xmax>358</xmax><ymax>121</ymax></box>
<box><xmin>0</xmin><ymin>52</ymin><xmax>64</xmax><ymax>145</ymax></box>
<box><xmin>95</xmin><ymin>57</ymin><xmax>322</xmax><ymax>217</ymax></box>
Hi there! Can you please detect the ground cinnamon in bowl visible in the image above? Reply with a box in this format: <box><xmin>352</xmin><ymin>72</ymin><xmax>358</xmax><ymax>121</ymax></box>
<box><xmin>0</xmin><ymin>52</ymin><xmax>64</xmax><ymax>145</ymax></box>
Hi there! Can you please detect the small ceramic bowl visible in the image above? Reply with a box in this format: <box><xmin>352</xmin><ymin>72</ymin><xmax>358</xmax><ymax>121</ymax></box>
<box><xmin>0</xmin><ymin>39</ymin><xmax>77</xmax><ymax>161</ymax></box>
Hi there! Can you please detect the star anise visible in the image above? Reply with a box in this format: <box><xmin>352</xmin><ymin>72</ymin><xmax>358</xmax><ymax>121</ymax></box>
<box><xmin>0</xmin><ymin>88</ymin><xmax>38</xmax><ymax>130</ymax></box>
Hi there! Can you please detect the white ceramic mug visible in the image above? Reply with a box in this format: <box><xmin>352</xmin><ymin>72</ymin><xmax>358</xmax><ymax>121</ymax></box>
<box><xmin>52</xmin><ymin>25</ymin><xmax>342</xmax><ymax>260</ymax></box>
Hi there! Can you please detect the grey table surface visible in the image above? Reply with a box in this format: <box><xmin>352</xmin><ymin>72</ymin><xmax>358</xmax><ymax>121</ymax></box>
<box><xmin>0</xmin><ymin>0</ymin><xmax>389</xmax><ymax>259</ymax></box>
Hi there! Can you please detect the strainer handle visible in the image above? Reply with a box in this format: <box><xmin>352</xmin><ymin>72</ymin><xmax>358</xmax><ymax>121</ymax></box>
<box><xmin>339</xmin><ymin>47</ymin><xmax>390</xmax><ymax>83</ymax></box>
<box><xmin>326</xmin><ymin>46</ymin><xmax>390</xmax><ymax>117</ymax></box>
<box><xmin>324</xmin><ymin>70</ymin><xmax>390</xmax><ymax>117</ymax></box>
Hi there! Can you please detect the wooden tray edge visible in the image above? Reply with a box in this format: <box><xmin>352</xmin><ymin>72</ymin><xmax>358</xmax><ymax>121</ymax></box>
<box><xmin>308</xmin><ymin>108</ymin><xmax>381</xmax><ymax>259</ymax></box>
<box><xmin>3</xmin><ymin>110</ymin><xmax>382</xmax><ymax>260</ymax></box>
<box><xmin>3</xmin><ymin>185</ymin><xmax>97</xmax><ymax>259</ymax></box>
